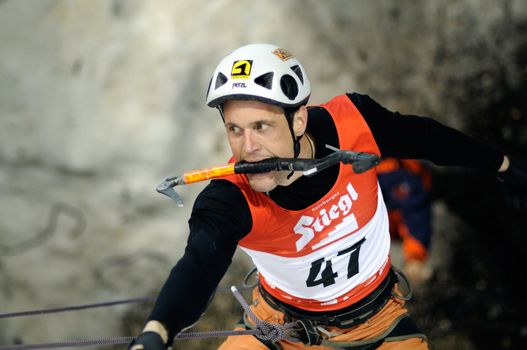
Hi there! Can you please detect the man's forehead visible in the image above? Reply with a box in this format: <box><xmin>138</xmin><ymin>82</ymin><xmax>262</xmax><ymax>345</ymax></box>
<box><xmin>223</xmin><ymin>100</ymin><xmax>285</xmax><ymax>123</ymax></box>
<box><xmin>223</xmin><ymin>99</ymin><xmax>283</xmax><ymax>113</ymax></box>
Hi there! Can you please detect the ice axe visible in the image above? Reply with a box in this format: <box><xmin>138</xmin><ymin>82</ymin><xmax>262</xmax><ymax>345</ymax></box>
<box><xmin>156</xmin><ymin>146</ymin><xmax>380</xmax><ymax>206</ymax></box>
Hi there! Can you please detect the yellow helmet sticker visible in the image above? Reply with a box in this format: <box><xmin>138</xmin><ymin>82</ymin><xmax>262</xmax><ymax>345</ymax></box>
<box><xmin>231</xmin><ymin>60</ymin><xmax>253</xmax><ymax>79</ymax></box>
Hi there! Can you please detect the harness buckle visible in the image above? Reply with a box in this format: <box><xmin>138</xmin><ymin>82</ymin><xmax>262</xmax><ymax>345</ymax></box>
<box><xmin>296</xmin><ymin>319</ymin><xmax>323</xmax><ymax>346</ymax></box>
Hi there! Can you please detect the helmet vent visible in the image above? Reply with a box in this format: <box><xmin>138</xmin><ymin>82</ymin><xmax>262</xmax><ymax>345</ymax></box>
<box><xmin>254</xmin><ymin>72</ymin><xmax>274</xmax><ymax>90</ymax></box>
<box><xmin>290</xmin><ymin>65</ymin><xmax>304</xmax><ymax>84</ymax></box>
<box><xmin>215</xmin><ymin>72</ymin><xmax>228</xmax><ymax>89</ymax></box>
<box><xmin>280</xmin><ymin>75</ymin><xmax>298</xmax><ymax>100</ymax></box>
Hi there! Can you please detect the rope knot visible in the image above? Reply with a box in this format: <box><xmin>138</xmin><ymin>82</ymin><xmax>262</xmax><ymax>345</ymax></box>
<box><xmin>254</xmin><ymin>320</ymin><xmax>287</xmax><ymax>342</ymax></box>
<box><xmin>230</xmin><ymin>286</ymin><xmax>299</xmax><ymax>344</ymax></box>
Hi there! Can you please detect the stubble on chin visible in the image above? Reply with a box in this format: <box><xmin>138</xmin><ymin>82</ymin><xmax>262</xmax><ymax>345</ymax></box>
<box><xmin>247</xmin><ymin>173</ymin><xmax>278</xmax><ymax>193</ymax></box>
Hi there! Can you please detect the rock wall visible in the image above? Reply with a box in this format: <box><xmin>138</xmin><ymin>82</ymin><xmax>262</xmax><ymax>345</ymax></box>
<box><xmin>1</xmin><ymin>0</ymin><xmax>526</xmax><ymax>349</ymax></box>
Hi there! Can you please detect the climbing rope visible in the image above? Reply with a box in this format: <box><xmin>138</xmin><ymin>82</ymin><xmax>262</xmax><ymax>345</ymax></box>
<box><xmin>0</xmin><ymin>337</ymin><xmax>135</xmax><ymax>350</ymax></box>
<box><xmin>0</xmin><ymin>297</ymin><xmax>155</xmax><ymax>319</ymax></box>
<box><xmin>0</xmin><ymin>275</ymin><xmax>257</xmax><ymax>320</ymax></box>
<box><xmin>0</xmin><ymin>285</ymin><xmax>302</xmax><ymax>350</ymax></box>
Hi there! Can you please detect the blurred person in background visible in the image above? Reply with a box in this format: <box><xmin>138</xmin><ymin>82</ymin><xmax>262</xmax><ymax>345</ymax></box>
<box><xmin>128</xmin><ymin>43</ymin><xmax>526</xmax><ymax>350</ymax></box>
<box><xmin>377</xmin><ymin>158</ymin><xmax>433</xmax><ymax>287</ymax></box>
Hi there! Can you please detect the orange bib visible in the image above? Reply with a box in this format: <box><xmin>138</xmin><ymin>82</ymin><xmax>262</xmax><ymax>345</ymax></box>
<box><xmin>224</xmin><ymin>95</ymin><xmax>390</xmax><ymax>311</ymax></box>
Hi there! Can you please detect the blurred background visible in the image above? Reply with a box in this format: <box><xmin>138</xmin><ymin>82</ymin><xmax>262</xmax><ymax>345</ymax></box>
<box><xmin>1</xmin><ymin>0</ymin><xmax>526</xmax><ymax>349</ymax></box>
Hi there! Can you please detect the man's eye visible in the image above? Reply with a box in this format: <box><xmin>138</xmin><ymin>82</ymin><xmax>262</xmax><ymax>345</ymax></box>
<box><xmin>228</xmin><ymin>126</ymin><xmax>240</xmax><ymax>133</ymax></box>
<box><xmin>254</xmin><ymin>123</ymin><xmax>269</xmax><ymax>131</ymax></box>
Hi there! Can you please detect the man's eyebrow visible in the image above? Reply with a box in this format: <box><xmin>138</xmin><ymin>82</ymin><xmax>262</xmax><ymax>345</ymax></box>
<box><xmin>224</xmin><ymin>119</ymin><xmax>276</xmax><ymax>128</ymax></box>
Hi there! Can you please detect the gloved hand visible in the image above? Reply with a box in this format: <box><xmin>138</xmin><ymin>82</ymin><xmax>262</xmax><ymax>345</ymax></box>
<box><xmin>497</xmin><ymin>156</ymin><xmax>527</xmax><ymax>210</ymax></box>
<box><xmin>128</xmin><ymin>332</ymin><xmax>166</xmax><ymax>350</ymax></box>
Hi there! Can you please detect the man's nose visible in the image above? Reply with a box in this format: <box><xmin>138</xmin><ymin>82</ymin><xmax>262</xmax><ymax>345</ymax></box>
<box><xmin>243</xmin><ymin>130</ymin><xmax>260</xmax><ymax>153</ymax></box>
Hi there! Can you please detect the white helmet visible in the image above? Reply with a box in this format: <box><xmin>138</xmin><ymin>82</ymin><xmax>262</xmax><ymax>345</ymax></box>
<box><xmin>206</xmin><ymin>43</ymin><xmax>311</xmax><ymax>108</ymax></box>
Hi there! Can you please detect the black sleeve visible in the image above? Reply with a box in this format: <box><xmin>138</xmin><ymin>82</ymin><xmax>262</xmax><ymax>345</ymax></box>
<box><xmin>147</xmin><ymin>179</ymin><xmax>252</xmax><ymax>342</ymax></box>
<box><xmin>346</xmin><ymin>93</ymin><xmax>505</xmax><ymax>173</ymax></box>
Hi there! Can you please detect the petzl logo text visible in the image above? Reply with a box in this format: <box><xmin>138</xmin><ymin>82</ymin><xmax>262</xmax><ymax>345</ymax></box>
<box><xmin>231</xmin><ymin>60</ymin><xmax>252</xmax><ymax>79</ymax></box>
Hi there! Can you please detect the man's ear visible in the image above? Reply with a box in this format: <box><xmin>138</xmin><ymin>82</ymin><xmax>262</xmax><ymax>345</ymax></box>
<box><xmin>293</xmin><ymin>106</ymin><xmax>308</xmax><ymax>137</ymax></box>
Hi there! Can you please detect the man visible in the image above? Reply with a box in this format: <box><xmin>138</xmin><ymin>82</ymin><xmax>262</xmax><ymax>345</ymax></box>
<box><xmin>377</xmin><ymin>158</ymin><xmax>433</xmax><ymax>286</ymax></box>
<box><xmin>130</xmin><ymin>43</ymin><xmax>525</xmax><ymax>350</ymax></box>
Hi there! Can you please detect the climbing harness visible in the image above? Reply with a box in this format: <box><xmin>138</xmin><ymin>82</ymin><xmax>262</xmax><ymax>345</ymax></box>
<box><xmin>156</xmin><ymin>146</ymin><xmax>380</xmax><ymax>206</ymax></box>
<box><xmin>242</xmin><ymin>266</ymin><xmax>259</xmax><ymax>289</ymax></box>
<box><xmin>257</xmin><ymin>269</ymin><xmax>398</xmax><ymax>330</ymax></box>
<box><xmin>238</xmin><ymin>268</ymin><xmax>423</xmax><ymax>349</ymax></box>
<box><xmin>391</xmin><ymin>266</ymin><xmax>413</xmax><ymax>301</ymax></box>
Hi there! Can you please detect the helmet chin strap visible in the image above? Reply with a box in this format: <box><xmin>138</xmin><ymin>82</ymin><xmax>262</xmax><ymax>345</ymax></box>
<box><xmin>217</xmin><ymin>105</ymin><xmax>225</xmax><ymax>121</ymax></box>
<box><xmin>285</xmin><ymin>108</ymin><xmax>302</xmax><ymax>180</ymax></box>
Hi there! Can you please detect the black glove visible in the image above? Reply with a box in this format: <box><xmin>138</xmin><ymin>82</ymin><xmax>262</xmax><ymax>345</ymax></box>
<box><xmin>128</xmin><ymin>332</ymin><xmax>166</xmax><ymax>350</ymax></box>
<box><xmin>497</xmin><ymin>157</ymin><xmax>527</xmax><ymax>210</ymax></box>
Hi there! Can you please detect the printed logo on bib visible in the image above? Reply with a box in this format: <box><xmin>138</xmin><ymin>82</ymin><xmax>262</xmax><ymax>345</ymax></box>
<box><xmin>294</xmin><ymin>182</ymin><xmax>359</xmax><ymax>251</ymax></box>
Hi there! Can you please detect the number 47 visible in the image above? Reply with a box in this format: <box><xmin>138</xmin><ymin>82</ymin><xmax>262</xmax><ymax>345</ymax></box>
<box><xmin>306</xmin><ymin>237</ymin><xmax>366</xmax><ymax>288</ymax></box>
